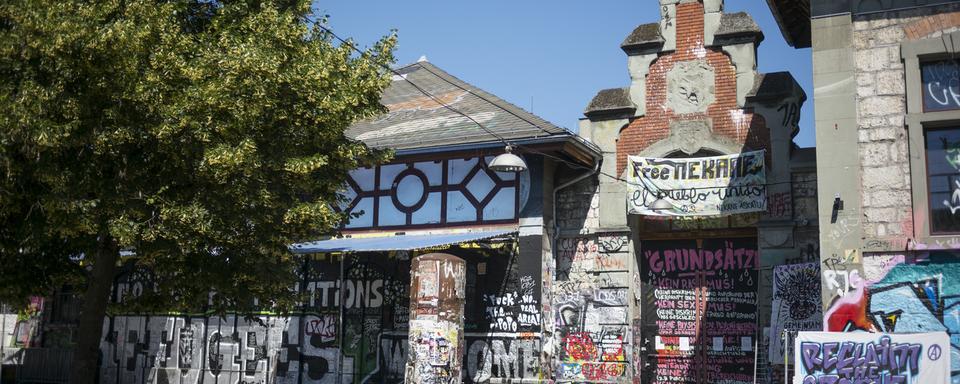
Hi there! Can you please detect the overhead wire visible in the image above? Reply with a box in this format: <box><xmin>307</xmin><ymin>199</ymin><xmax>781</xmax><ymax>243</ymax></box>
<box><xmin>314</xmin><ymin>22</ymin><xmax>817</xmax><ymax>191</ymax></box>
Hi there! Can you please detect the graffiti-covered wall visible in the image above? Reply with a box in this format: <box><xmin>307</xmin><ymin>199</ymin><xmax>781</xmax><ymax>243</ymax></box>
<box><xmin>560</xmin><ymin>0</ymin><xmax>816</xmax><ymax>381</ymax></box>
<box><xmin>553</xmin><ymin>235</ymin><xmax>631</xmax><ymax>383</ymax></box>
<box><xmin>97</xmin><ymin>242</ymin><xmax>545</xmax><ymax>384</ymax></box>
<box><xmin>824</xmin><ymin>251</ymin><xmax>960</xmax><ymax>383</ymax></box>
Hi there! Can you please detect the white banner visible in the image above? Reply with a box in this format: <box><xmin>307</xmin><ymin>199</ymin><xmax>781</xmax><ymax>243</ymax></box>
<box><xmin>794</xmin><ymin>332</ymin><xmax>951</xmax><ymax>384</ymax></box>
<box><xmin>626</xmin><ymin>150</ymin><xmax>766</xmax><ymax>216</ymax></box>
<box><xmin>769</xmin><ymin>263</ymin><xmax>822</xmax><ymax>365</ymax></box>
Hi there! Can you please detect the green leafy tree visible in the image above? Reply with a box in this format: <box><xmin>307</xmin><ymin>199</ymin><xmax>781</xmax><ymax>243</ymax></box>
<box><xmin>0</xmin><ymin>1</ymin><xmax>394</xmax><ymax>382</ymax></box>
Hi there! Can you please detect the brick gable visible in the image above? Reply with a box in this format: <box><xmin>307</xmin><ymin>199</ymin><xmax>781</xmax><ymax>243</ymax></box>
<box><xmin>615</xmin><ymin>1</ymin><xmax>769</xmax><ymax>176</ymax></box>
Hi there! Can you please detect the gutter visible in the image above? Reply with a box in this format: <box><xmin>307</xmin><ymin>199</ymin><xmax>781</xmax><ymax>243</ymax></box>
<box><xmin>392</xmin><ymin>134</ymin><xmax>601</xmax><ymax>163</ymax></box>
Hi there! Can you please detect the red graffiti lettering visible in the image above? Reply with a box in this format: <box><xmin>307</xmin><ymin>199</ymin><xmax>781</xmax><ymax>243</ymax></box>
<box><xmin>563</xmin><ymin>332</ymin><xmax>597</xmax><ymax>361</ymax></box>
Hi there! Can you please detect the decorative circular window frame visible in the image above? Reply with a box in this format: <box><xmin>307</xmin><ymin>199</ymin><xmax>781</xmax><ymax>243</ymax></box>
<box><xmin>391</xmin><ymin>168</ymin><xmax>430</xmax><ymax>213</ymax></box>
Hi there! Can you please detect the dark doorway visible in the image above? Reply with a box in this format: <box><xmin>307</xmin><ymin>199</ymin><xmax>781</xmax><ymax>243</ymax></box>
<box><xmin>638</xmin><ymin>237</ymin><xmax>759</xmax><ymax>384</ymax></box>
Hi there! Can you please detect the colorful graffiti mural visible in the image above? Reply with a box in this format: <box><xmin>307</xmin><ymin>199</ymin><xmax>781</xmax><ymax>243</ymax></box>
<box><xmin>824</xmin><ymin>252</ymin><xmax>960</xmax><ymax>383</ymax></box>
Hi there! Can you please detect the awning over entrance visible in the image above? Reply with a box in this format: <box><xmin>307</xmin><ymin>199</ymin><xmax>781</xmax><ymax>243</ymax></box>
<box><xmin>290</xmin><ymin>229</ymin><xmax>516</xmax><ymax>254</ymax></box>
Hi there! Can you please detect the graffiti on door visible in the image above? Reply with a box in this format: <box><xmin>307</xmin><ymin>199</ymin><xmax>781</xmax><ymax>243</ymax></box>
<box><xmin>639</xmin><ymin>238</ymin><xmax>759</xmax><ymax>384</ymax></box>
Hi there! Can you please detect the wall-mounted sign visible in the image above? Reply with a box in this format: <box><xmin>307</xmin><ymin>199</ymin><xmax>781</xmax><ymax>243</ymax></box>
<box><xmin>627</xmin><ymin>150</ymin><xmax>766</xmax><ymax>216</ymax></box>
<box><xmin>794</xmin><ymin>332</ymin><xmax>951</xmax><ymax>384</ymax></box>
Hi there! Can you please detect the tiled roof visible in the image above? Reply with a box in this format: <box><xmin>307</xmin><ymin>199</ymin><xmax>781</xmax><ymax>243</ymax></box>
<box><xmin>346</xmin><ymin>61</ymin><xmax>570</xmax><ymax>151</ymax></box>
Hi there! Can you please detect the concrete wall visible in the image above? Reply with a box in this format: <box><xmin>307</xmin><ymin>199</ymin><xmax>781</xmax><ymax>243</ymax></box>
<box><xmin>809</xmin><ymin>13</ymin><xmax>866</xmax><ymax>316</ymax></box>
<box><xmin>553</xmin><ymin>174</ymin><xmax>632</xmax><ymax>383</ymax></box>
<box><xmin>812</xmin><ymin>1</ymin><xmax>960</xmax><ymax>311</ymax></box>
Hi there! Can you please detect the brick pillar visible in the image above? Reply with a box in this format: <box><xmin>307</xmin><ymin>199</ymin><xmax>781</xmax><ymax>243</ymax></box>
<box><xmin>405</xmin><ymin>253</ymin><xmax>466</xmax><ymax>384</ymax></box>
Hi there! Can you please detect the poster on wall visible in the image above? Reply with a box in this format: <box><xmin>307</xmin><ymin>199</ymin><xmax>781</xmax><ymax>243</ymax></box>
<box><xmin>640</xmin><ymin>238</ymin><xmax>759</xmax><ymax>384</ymax></box>
<box><xmin>768</xmin><ymin>263</ymin><xmax>822</xmax><ymax>365</ymax></box>
<box><xmin>627</xmin><ymin>150</ymin><xmax>766</xmax><ymax>216</ymax></box>
<box><xmin>793</xmin><ymin>332</ymin><xmax>951</xmax><ymax>384</ymax></box>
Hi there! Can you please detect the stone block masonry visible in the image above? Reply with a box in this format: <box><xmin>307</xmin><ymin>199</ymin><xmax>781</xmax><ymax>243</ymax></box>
<box><xmin>853</xmin><ymin>4</ymin><xmax>960</xmax><ymax>239</ymax></box>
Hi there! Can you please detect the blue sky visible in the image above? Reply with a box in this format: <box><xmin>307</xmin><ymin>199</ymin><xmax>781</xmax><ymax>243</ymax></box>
<box><xmin>317</xmin><ymin>1</ymin><xmax>816</xmax><ymax>148</ymax></box>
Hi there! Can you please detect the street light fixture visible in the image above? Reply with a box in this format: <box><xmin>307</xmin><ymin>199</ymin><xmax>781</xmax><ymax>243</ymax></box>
<box><xmin>489</xmin><ymin>145</ymin><xmax>527</xmax><ymax>172</ymax></box>
<box><xmin>650</xmin><ymin>198</ymin><xmax>673</xmax><ymax>211</ymax></box>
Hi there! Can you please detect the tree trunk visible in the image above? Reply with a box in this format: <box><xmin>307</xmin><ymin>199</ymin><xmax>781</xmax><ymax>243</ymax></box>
<box><xmin>69</xmin><ymin>236</ymin><xmax>118</xmax><ymax>384</ymax></box>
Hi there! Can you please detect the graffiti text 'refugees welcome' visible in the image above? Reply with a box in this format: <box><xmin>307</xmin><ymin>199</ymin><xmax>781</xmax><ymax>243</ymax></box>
<box><xmin>800</xmin><ymin>337</ymin><xmax>923</xmax><ymax>384</ymax></box>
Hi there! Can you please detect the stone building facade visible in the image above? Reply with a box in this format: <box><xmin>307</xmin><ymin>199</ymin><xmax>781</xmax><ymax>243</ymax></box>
<box><xmin>552</xmin><ymin>1</ymin><xmax>816</xmax><ymax>383</ymax></box>
<box><xmin>768</xmin><ymin>0</ymin><xmax>960</xmax><ymax>382</ymax></box>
